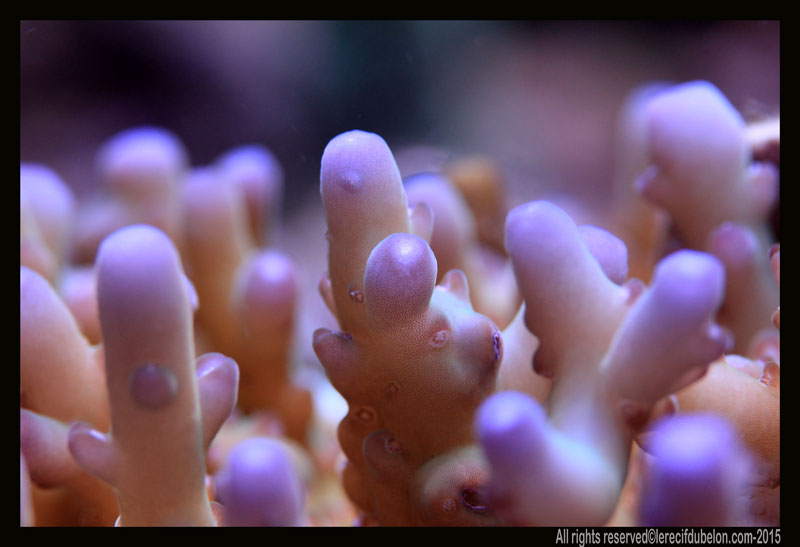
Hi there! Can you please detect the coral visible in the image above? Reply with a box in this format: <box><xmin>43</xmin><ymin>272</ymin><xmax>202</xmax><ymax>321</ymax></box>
<box><xmin>20</xmin><ymin>77</ymin><xmax>779</xmax><ymax>528</ymax></box>
<box><xmin>313</xmin><ymin>130</ymin><xmax>508</xmax><ymax>525</ymax></box>
<box><xmin>20</xmin><ymin>164</ymin><xmax>76</xmax><ymax>283</ymax></box>
<box><xmin>214</xmin><ymin>437</ymin><xmax>308</xmax><ymax>526</ymax></box>
<box><xmin>72</xmin><ymin>127</ymin><xmax>189</xmax><ymax>265</ymax></box>
<box><xmin>20</xmin><ymin>266</ymin><xmax>108</xmax><ymax>429</ymax></box>
<box><xmin>474</xmin><ymin>200</ymin><xmax>730</xmax><ymax>526</ymax></box>
<box><xmin>443</xmin><ymin>155</ymin><xmax>509</xmax><ymax>256</ymax></box>
<box><xmin>214</xmin><ymin>145</ymin><xmax>284</xmax><ymax>247</ymax></box>
<box><xmin>67</xmin><ymin>225</ymin><xmax>239</xmax><ymax>526</ymax></box>
<box><xmin>20</xmin><ymin>408</ymin><xmax>118</xmax><ymax>526</ymax></box>
<box><xmin>20</xmin><ymin>132</ymin><xmax>322</xmax><ymax>526</ymax></box>
<box><xmin>635</xmin><ymin>81</ymin><xmax>779</xmax><ymax>354</ymax></box>
<box><xmin>670</xmin><ymin>355</ymin><xmax>780</xmax><ymax>525</ymax></box>
<box><xmin>405</xmin><ymin>171</ymin><xmax>519</xmax><ymax>329</ymax></box>
<box><xmin>181</xmin><ymin>157</ymin><xmax>312</xmax><ymax>445</ymax></box>
<box><xmin>637</xmin><ymin>413</ymin><xmax>752</xmax><ymax>526</ymax></box>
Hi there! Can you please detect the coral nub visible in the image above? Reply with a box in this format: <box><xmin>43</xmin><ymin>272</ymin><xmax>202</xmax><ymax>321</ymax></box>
<box><xmin>129</xmin><ymin>362</ymin><xmax>178</xmax><ymax>410</ymax></box>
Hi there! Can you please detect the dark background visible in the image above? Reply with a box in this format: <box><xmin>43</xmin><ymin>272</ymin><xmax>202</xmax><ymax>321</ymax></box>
<box><xmin>20</xmin><ymin>20</ymin><xmax>780</xmax><ymax>215</ymax></box>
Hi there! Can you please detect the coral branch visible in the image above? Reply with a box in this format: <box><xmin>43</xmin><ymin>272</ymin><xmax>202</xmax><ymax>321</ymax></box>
<box><xmin>20</xmin><ymin>266</ymin><xmax>108</xmax><ymax>429</ymax></box>
<box><xmin>405</xmin><ymin>172</ymin><xmax>519</xmax><ymax>328</ymax></box>
<box><xmin>480</xmin><ymin>200</ymin><xmax>729</xmax><ymax>525</ymax></box>
<box><xmin>215</xmin><ymin>145</ymin><xmax>284</xmax><ymax>246</ymax></box>
<box><xmin>316</xmin><ymin>130</ymin><xmax>504</xmax><ymax>525</ymax></box>
<box><xmin>637</xmin><ymin>81</ymin><xmax>776</xmax><ymax>248</ymax></box>
<box><xmin>320</xmin><ymin>130</ymin><xmax>426</xmax><ymax>337</ymax></box>
<box><xmin>671</xmin><ymin>356</ymin><xmax>779</xmax><ymax>525</ymax></box>
<box><xmin>68</xmin><ymin>225</ymin><xmax>236</xmax><ymax>526</ymax></box>
<box><xmin>636</xmin><ymin>81</ymin><xmax>779</xmax><ymax>353</ymax></box>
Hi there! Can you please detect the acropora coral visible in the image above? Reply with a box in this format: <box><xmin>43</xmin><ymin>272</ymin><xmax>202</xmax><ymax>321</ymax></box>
<box><xmin>20</xmin><ymin>79</ymin><xmax>779</xmax><ymax>527</ymax></box>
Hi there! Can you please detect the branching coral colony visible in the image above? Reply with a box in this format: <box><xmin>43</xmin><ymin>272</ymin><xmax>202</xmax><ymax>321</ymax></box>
<box><xmin>20</xmin><ymin>79</ymin><xmax>779</xmax><ymax>527</ymax></box>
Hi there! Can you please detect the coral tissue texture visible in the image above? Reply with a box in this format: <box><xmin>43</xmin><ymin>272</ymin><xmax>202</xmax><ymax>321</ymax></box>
<box><xmin>20</xmin><ymin>79</ymin><xmax>778</xmax><ymax>527</ymax></box>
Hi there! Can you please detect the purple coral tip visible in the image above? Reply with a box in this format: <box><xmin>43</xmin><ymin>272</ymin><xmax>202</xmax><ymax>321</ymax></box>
<box><xmin>640</xmin><ymin>414</ymin><xmax>751</xmax><ymax>526</ymax></box>
<box><xmin>20</xmin><ymin>163</ymin><xmax>76</xmax><ymax>216</ymax></box>
<box><xmin>364</xmin><ymin>232</ymin><xmax>437</xmax><ymax>323</ymax></box>
<box><xmin>505</xmin><ymin>200</ymin><xmax>572</xmax><ymax>256</ymax></box>
<box><xmin>216</xmin><ymin>144</ymin><xmax>282</xmax><ymax>189</ymax></box>
<box><xmin>96</xmin><ymin>224</ymin><xmax>183</xmax><ymax>287</ymax></box>
<box><xmin>237</xmin><ymin>251</ymin><xmax>297</xmax><ymax>326</ymax></box>
<box><xmin>214</xmin><ymin>437</ymin><xmax>305</xmax><ymax>526</ymax></box>
<box><xmin>96</xmin><ymin>126</ymin><xmax>187</xmax><ymax>195</ymax></box>
<box><xmin>644</xmin><ymin>81</ymin><xmax>745</xmax><ymax>176</ymax></box>
<box><xmin>650</xmin><ymin>249</ymin><xmax>725</xmax><ymax>324</ymax></box>
<box><xmin>320</xmin><ymin>130</ymin><xmax>401</xmax><ymax>198</ymax></box>
<box><xmin>475</xmin><ymin>391</ymin><xmax>547</xmax><ymax>474</ymax></box>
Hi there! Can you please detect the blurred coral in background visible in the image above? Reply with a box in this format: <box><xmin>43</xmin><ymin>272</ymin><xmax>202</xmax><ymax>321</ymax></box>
<box><xmin>20</xmin><ymin>20</ymin><xmax>778</xmax><ymax>527</ymax></box>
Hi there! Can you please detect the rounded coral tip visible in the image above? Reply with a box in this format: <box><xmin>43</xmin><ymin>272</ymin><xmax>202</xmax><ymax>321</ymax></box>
<box><xmin>94</xmin><ymin>224</ymin><xmax>194</xmax><ymax>369</ymax></box>
<box><xmin>20</xmin><ymin>163</ymin><xmax>76</xmax><ymax>236</ymax></box>
<box><xmin>96</xmin><ymin>224</ymin><xmax>184</xmax><ymax>294</ymax></box>
<box><xmin>649</xmin><ymin>249</ymin><xmax>725</xmax><ymax>325</ymax></box>
<box><xmin>214</xmin><ymin>437</ymin><xmax>306</xmax><ymax>526</ymax></box>
<box><xmin>216</xmin><ymin>144</ymin><xmax>283</xmax><ymax>241</ymax></box>
<box><xmin>639</xmin><ymin>414</ymin><xmax>751</xmax><ymax>526</ymax></box>
<box><xmin>216</xmin><ymin>144</ymin><xmax>283</xmax><ymax>197</ymax></box>
<box><xmin>475</xmin><ymin>391</ymin><xmax>547</xmax><ymax>472</ymax></box>
<box><xmin>236</xmin><ymin>250</ymin><xmax>297</xmax><ymax>328</ymax></box>
<box><xmin>708</xmin><ymin>221</ymin><xmax>759</xmax><ymax>269</ymax></box>
<box><xmin>364</xmin><ymin>232</ymin><xmax>437</xmax><ymax>323</ymax></box>
<box><xmin>96</xmin><ymin>126</ymin><xmax>187</xmax><ymax>197</ymax></box>
<box><xmin>644</xmin><ymin>80</ymin><xmax>746</xmax><ymax>181</ymax></box>
<box><xmin>505</xmin><ymin>200</ymin><xmax>572</xmax><ymax>257</ymax></box>
<box><xmin>320</xmin><ymin>129</ymin><xmax>402</xmax><ymax>199</ymax></box>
